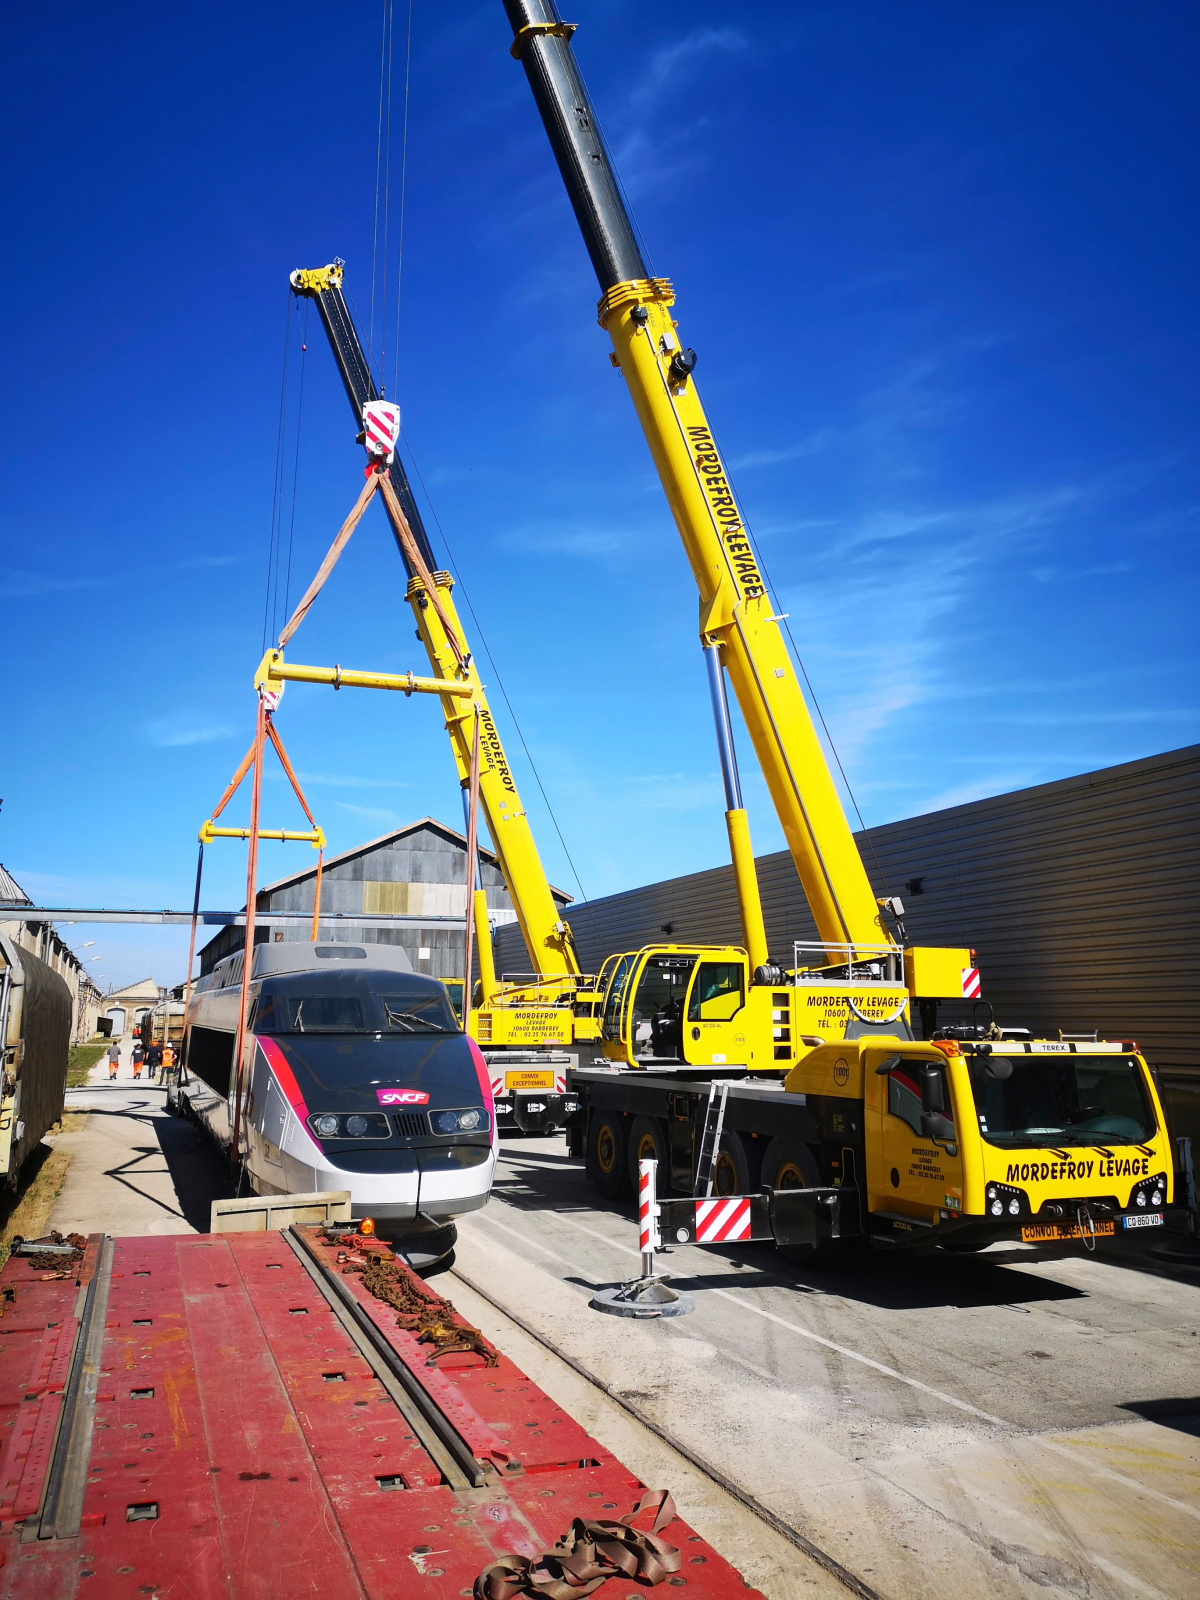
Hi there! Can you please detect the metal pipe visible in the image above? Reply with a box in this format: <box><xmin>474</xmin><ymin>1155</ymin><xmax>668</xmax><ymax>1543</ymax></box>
<box><xmin>263</xmin><ymin>660</ymin><xmax>474</xmax><ymax>698</ymax></box>
<box><xmin>502</xmin><ymin>0</ymin><xmax>647</xmax><ymax>291</ymax></box>
<box><xmin>704</xmin><ymin>643</ymin><xmax>743</xmax><ymax>810</ymax></box>
<box><xmin>705</xmin><ymin>645</ymin><xmax>768</xmax><ymax>972</ymax></box>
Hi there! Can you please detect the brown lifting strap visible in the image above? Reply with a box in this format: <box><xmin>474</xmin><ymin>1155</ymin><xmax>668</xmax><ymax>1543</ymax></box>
<box><xmin>473</xmin><ymin>1489</ymin><xmax>682</xmax><ymax>1599</ymax></box>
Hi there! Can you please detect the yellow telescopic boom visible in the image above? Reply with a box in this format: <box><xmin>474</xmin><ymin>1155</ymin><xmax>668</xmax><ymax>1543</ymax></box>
<box><xmin>503</xmin><ymin>1</ymin><xmax>888</xmax><ymax>955</ymax></box>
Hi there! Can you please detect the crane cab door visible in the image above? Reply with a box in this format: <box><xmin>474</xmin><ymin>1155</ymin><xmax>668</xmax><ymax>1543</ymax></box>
<box><xmin>865</xmin><ymin>1049</ymin><xmax>962</xmax><ymax>1223</ymax></box>
<box><xmin>681</xmin><ymin>956</ymin><xmax>749</xmax><ymax>1066</ymax></box>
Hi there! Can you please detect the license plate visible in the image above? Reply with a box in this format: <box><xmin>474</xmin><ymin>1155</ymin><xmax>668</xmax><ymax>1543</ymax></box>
<box><xmin>506</xmin><ymin>1071</ymin><xmax>554</xmax><ymax>1091</ymax></box>
<box><xmin>1123</xmin><ymin>1212</ymin><xmax>1164</xmax><ymax>1230</ymax></box>
<box><xmin>1021</xmin><ymin>1220</ymin><xmax>1116</xmax><ymax>1243</ymax></box>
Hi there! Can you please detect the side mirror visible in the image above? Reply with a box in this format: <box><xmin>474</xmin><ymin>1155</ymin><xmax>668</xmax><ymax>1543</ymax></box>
<box><xmin>875</xmin><ymin>1052</ymin><xmax>902</xmax><ymax>1076</ymax></box>
<box><xmin>921</xmin><ymin>1066</ymin><xmax>945</xmax><ymax>1114</ymax></box>
<box><xmin>984</xmin><ymin>1056</ymin><xmax>1013</xmax><ymax>1082</ymax></box>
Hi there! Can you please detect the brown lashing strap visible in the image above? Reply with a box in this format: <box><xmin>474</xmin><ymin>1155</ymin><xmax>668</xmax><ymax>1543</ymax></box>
<box><xmin>474</xmin><ymin>1489</ymin><xmax>681</xmax><ymax>1599</ymax></box>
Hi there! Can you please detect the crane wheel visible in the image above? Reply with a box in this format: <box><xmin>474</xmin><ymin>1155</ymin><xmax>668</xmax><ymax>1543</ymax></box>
<box><xmin>585</xmin><ymin>1110</ymin><xmax>631</xmax><ymax>1200</ymax></box>
<box><xmin>760</xmin><ymin>1137</ymin><xmax>820</xmax><ymax>1192</ymax></box>
<box><xmin>711</xmin><ymin>1130</ymin><xmax>754</xmax><ymax>1197</ymax></box>
<box><xmin>627</xmin><ymin>1116</ymin><xmax>669</xmax><ymax>1192</ymax></box>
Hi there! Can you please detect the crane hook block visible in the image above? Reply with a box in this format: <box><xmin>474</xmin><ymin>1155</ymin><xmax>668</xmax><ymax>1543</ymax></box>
<box><xmin>362</xmin><ymin>400</ymin><xmax>400</xmax><ymax>465</ymax></box>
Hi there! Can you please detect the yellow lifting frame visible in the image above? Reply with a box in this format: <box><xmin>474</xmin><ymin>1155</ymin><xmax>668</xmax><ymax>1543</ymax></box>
<box><xmin>198</xmin><ymin>821</ymin><xmax>325</xmax><ymax>849</ymax></box>
<box><xmin>254</xmin><ymin>650</ymin><xmax>474</xmax><ymax>700</ymax></box>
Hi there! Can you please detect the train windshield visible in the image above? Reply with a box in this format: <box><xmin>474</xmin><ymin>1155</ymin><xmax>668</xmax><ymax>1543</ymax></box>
<box><xmin>253</xmin><ymin>973</ymin><xmax>458</xmax><ymax>1036</ymax></box>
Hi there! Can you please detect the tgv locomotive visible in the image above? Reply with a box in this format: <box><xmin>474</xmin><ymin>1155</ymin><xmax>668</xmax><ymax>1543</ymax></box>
<box><xmin>176</xmin><ymin>943</ymin><xmax>496</xmax><ymax>1264</ymax></box>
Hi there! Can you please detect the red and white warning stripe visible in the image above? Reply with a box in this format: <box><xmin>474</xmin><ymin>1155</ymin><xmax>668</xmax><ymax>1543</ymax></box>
<box><xmin>961</xmin><ymin>967</ymin><xmax>981</xmax><ymax>999</ymax></box>
<box><xmin>489</xmin><ymin>1072</ymin><xmax>506</xmax><ymax>1098</ymax></box>
<box><xmin>694</xmin><ymin>1196</ymin><xmax>752</xmax><ymax>1243</ymax></box>
<box><xmin>362</xmin><ymin>400</ymin><xmax>401</xmax><ymax>463</ymax></box>
<box><xmin>553</xmin><ymin>1072</ymin><xmax>566</xmax><ymax>1093</ymax></box>
<box><xmin>638</xmin><ymin>1160</ymin><xmax>661</xmax><ymax>1254</ymax></box>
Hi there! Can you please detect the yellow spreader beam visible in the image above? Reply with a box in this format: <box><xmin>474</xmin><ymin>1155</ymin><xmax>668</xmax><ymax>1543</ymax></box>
<box><xmin>198</xmin><ymin>821</ymin><xmax>326</xmax><ymax>849</ymax></box>
<box><xmin>255</xmin><ymin>650</ymin><xmax>474</xmax><ymax>699</ymax></box>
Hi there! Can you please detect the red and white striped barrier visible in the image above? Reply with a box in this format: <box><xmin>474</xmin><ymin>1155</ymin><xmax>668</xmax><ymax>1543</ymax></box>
<box><xmin>961</xmin><ymin>966</ymin><xmax>981</xmax><ymax>999</ymax></box>
<box><xmin>694</xmin><ymin>1196</ymin><xmax>752</xmax><ymax>1243</ymax></box>
<box><xmin>638</xmin><ymin>1158</ymin><xmax>661</xmax><ymax>1265</ymax></box>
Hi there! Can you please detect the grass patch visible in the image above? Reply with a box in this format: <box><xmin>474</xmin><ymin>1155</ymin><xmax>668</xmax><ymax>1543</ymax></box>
<box><xmin>67</xmin><ymin>1043</ymin><xmax>108</xmax><ymax>1087</ymax></box>
<box><xmin>0</xmin><ymin>1144</ymin><xmax>74</xmax><ymax>1268</ymax></box>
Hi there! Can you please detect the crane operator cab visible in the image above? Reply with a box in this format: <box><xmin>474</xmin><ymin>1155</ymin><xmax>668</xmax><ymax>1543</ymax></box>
<box><xmin>598</xmin><ymin>944</ymin><xmax>913</xmax><ymax>1071</ymax></box>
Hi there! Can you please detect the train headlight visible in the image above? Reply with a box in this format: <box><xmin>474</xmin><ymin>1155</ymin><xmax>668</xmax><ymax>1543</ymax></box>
<box><xmin>308</xmin><ymin>1112</ymin><xmax>390</xmax><ymax>1140</ymax></box>
<box><xmin>431</xmin><ymin>1108</ymin><xmax>488</xmax><ymax>1134</ymax></box>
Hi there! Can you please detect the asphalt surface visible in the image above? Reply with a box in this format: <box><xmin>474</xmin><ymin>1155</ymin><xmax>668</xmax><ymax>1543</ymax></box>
<box><xmin>47</xmin><ymin>1044</ymin><xmax>234</xmax><ymax>1237</ymax></box>
<box><xmin>455</xmin><ymin>1132</ymin><xmax>1200</xmax><ymax>1600</ymax></box>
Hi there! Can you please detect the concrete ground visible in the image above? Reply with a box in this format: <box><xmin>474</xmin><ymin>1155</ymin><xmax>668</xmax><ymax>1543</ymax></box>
<box><xmin>38</xmin><ymin>1059</ymin><xmax>1200</xmax><ymax>1599</ymax></box>
<box><xmin>46</xmin><ymin>1036</ymin><xmax>233</xmax><ymax>1237</ymax></box>
<box><xmin>454</xmin><ymin>1133</ymin><xmax>1200</xmax><ymax>1600</ymax></box>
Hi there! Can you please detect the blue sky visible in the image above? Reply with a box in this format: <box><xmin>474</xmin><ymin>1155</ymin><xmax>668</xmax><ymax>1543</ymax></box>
<box><xmin>3</xmin><ymin>1</ymin><xmax>1197</xmax><ymax>989</ymax></box>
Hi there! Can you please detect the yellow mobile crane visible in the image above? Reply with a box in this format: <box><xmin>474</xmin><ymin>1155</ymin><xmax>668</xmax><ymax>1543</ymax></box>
<box><xmin>504</xmin><ymin>1</ymin><xmax>969</xmax><ymax>1080</ymax></box>
<box><xmin>284</xmin><ymin>262</ymin><xmax>600</xmax><ymax>1131</ymax></box>
<box><xmin>501</xmin><ymin>4</ymin><xmax>1186</xmax><ymax>1258</ymax></box>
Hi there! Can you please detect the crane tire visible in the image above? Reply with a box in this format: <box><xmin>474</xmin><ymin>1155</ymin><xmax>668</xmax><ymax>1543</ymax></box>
<box><xmin>711</xmin><ymin>1130</ymin><xmax>753</xmax><ymax>1198</ymax></box>
<box><xmin>627</xmin><ymin>1116</ymin><xmax>669</xmax><ymax>1192</ymax></box>
<box><xmin>760</xmin><ymin>1137</ymin><xmax>820</xmax><ymax>1193</ymax></box>
<box><xmin>585</xmin><ymin>1110</ymin><xmax>631</xmax><ymax>1200</ymax></box>
<box><xmin>760</xmin><ymin>1138</ymin><xmax>826</xmax><ymax>1268</ymax></box>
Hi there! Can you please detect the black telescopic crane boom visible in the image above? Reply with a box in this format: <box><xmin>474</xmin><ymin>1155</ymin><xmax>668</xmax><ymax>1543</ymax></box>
<box><xmin>503</xmin><ymin>0</ymin><xmax>647</xmax><ymax>292</ymax></box>
<box><xmin>291</xmin><ymin>270</ymin><xmax>440</xmax><ymax>576</ymax></box>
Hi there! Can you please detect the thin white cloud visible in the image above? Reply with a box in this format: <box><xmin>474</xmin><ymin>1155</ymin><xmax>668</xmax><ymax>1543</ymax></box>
<box><xmin>501</xmin><ymin>523</ymin><xmax>625</xmax><ymax>559</ymax></box>
<box><xmin>626</xmin><ymin>29</ymin><xmax>749</xmax><ymax>114</ymax></box>
<box><xmin>729</xmin><ymin>429</ymin><xmax>837</xmax><ymax>471</ymax></box>
<box><xmin>146</xmin><ymin>720</ymin><xmax>235</xmax><ymax>748</ymax></box>
<box><xmin>335</xmin><ymin>801</ymin><xmax>403</xmax><ymax>825</ymax></box>
<box><xmin>267</xmin><ymin>771</ymin><xmax>411</xmax><ymax>791</ymax></box>
<box><xmin>0</xmin><ymin>570</ymin><xmax>110</xmax><ymax>598</ymax></box>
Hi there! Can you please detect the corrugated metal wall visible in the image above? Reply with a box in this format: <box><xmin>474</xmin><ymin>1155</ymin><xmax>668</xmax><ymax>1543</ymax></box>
<box><xmin>200</xmin><ymin>821</ymin><xmax>568</xmax><ymax>983</ymax></box>
<box><xmin>499</xmin><ymin>746</ymin><xmax>1199</xmax><ymax>1092</ymax></box>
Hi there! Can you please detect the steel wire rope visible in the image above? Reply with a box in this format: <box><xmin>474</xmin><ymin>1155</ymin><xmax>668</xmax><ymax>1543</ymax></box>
<box><xmin>378</xmin><ymin>0</ymin><xmax>396</xmax><ymax>393</ymax></box>
<box><xmin>568</xmin><ymin>31</ymin><xmax>656</xmax><ymax>280</ymax></box>
<box><xmin>262</xmin><ymin>292</ymin><xmax>294</xmax><ymax>652</ymax></box>
<box><xmin>721</xmin><ymin>454</ymin><xmax>894</xmax><ymax>904</ymax></box>
<box><xmin>399</xmin><ymin>428</ymin><xmax>608</xmax><ymax>962</ymax></box>
<box><xmin>390</xmin><ymin>0</ymin><xmax>414</xmax><ymax>402</ymax></box>
<box><xmin>282</xmin><ymin>301</ymin><xmax>309</xmax><ymax>619</ymax></box>
<box><xmin>368</xmin><ymin>0</ymin><xmax>391</xmax><ymax>381</ymax></box>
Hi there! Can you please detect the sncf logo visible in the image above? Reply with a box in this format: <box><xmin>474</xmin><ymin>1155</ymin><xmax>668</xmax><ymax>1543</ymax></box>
<box><xmin>377</xmin><ymin>1088</ymin><xmax>429</xmax><ymax>1106</ymax></box>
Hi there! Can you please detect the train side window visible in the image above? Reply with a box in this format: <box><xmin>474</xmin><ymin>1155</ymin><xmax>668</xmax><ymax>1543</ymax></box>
<box><xmin>186</xmin><ymin>1026</ymin><xmax>236</xmax><ymax>1096</ymax></box>
<box><xmin>687</xmin><ymin>963</ymin><xmax>744</xmax><ymax>1023</ymax></box>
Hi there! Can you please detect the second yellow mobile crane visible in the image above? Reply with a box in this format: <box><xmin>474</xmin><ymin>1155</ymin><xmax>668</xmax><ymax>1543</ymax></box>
<box><xmin>282</xmin><ymin>262</ymin><xmax>602</xmax><ymax>1131</ymax></box>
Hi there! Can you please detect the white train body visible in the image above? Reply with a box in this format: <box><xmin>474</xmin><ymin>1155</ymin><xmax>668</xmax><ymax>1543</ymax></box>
<box><xmin>177</xmin><ymin>943</ymin><xmax>496</xmax><ymax>1261</ymax></box>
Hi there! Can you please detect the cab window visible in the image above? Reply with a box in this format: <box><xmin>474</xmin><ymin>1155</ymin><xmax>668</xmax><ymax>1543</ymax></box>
<box><xmin>630</xmin><ymin>956</ymin><xmax>697</xmax><ymax>1058</ymax></box>
<box><xmin>885</xmin><ymin>1059</ymin><xmax>954</xmax><ymax>1139</ymax></box>
<box><xmin>602</xmin><ymin>956</ymin><xmax>634</xmax><ymax>1041</ymax></box>
<box><xmin>687</xmin><ymin>963</ymin><xmax>744</xmax><ymax>1023</ymax></box>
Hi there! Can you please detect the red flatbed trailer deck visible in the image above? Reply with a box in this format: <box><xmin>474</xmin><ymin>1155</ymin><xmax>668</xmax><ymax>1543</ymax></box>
<box><xmin>0</xmin><ymin>1227</ymin><xmax>761</xmax><ymax>1599</ymax></box>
